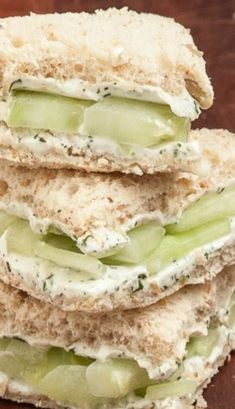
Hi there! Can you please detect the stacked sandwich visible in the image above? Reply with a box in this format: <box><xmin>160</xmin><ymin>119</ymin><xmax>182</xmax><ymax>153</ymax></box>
<box><xmin>0</xmin><ymin>8</ymin><xmax>234</xmax><ymax>409</ymax></box>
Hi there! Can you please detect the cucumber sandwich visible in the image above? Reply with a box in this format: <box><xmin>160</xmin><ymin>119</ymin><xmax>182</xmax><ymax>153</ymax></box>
<box><xmin>0</xmin><ymin>128</ymin><xmax>234</xmax><ymax>312</ymax></box>
<box><xmin>0</xmin><ymin>8</ymin><xmax>214</xmax><ymax>175</ymax></box>
<box><xmin>0</xmin><ymin>266</ymin><xmax>234</xmax><ymax>409</ymax></box>
<box><xmin>0</xmin><ymin>8</ymin><xmax>233</xmax><ymax>409</ymax></box>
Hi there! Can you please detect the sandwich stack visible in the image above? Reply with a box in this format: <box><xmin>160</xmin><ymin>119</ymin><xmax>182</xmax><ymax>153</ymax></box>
<box><xmin>0</xmin><ymin>8</ymin><xmax>234</xmax><ymax>409</ymax></box>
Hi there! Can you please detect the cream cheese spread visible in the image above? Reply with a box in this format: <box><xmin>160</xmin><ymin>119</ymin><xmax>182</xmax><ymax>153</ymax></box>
<box><xmin>0</xmin><ymin>219</ymin><xmax>234</xmax><ymax>312</ymax></box>
<box><xmin>4</xmin><ymin>75</ymin><xmax>200</xmax><ymax>120</ymax></box>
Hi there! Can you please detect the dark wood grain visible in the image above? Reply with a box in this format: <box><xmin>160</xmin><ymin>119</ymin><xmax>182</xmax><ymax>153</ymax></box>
<box><xmin>0</xmin><ymin>1</ymin><xmax>234</xmax><ymax>409</ymax></box>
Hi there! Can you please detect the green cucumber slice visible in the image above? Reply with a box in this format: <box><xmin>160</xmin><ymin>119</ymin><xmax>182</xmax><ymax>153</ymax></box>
<box><xmin>0</xmin><ymin>211</ymin><xmax>18</xmax><ymax>236</ymax></box>
<box><xmin>86</xmin><ymin>359</ymin><xmax>151</xmax><ymax>399</ymax></box>
<box><xmin>146</xmin><ymin>218</ymin><xmax>230</xmax><ymax>274</ymax></box>
<box><xmin>5</xmin><ymin>218</ymin><xmax>105</xmax><ymax>278</ymax></box>
<box><xmin>0</xmin><ymin>338</ymin><xmax>50</xmax><ymax>383</ymax></box>
<box><xmin>103</xmin><ymin>223</ymin><xmax>165</xmax><ymax>264</ymax></box>
<box><xmin>7</xmin><ymin>90</ymin><xmax>93</xmax><ymax>134</ymax></box>
<box><xmin>83</xmin><ymin>97</ymin><xmax>190</xmax><ymax>148</ymax></box>
<box><xmin>0</xmin><ymin>338</ymin><xmax>10</xmax><ymax>350</ymax></box>
<box><xmin>229</xmin><ymin>304</ymin><xmax>235</xmax><ymax>327</ymax></box>
<box><xmin>35</xmin><ymin>241</ymin><xmax>105</xmax><ymax>278</ymax></box>
<box><xmin>0</xmin><ymin>338</ymin><xmax>93</xmax><ymax>386</ymax></box>
<box><xmin>187</xmin><ymin>328</ymin><xmax>218</xmax><ymax>358</ymax></box>
<box><xmin>44</xmin><ymin>233</ymin><xmax>80</xmax><ymax>253</ymax></box>
<box><xmin>146</xmin><ymin>379</ymin><xmax>197</xmax><ymax>400</ymax></box>
<box><xmin>6</xmin><ymin>220</ymin><xmax>43</xmax><ymax>256</ymax></box>
<box><xmin>36</xmin><ymin>365</ymin><xmax>101</xmax><ymax>408</ymax></box>
<box><xmin>166</xmin><ymin>185</ymin><xmax>235</xmax><ymax>234</ymax></box>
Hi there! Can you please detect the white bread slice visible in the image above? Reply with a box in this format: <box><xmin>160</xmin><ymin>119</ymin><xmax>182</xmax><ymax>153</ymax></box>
<box><xmin>0</xmin><ymin>123</ymin><xmax>201</xmax><ymax>176</ymax></box>
<box><xmin>0</xmin><ymin>8</ymin><xmax>213</xmax><ymax>110</ymax></box>
<box><xmin>0</xmin><ymin>267</ymin><xmax>234</xmax><ymax>377</ymax></box>
<box><xmin>0</xmin><ymin>267</ymin><xmax>234</xmax><ymax>409</ymax></box>
<box><xmin>0</xmin><ymin>8</ymin><xmax>213</xmax><ymax>175</ymax></box>
<box><xmin>0</xmin><ymin>128</ymin><xmax>234</xmax><ymax>313</ymax></box>
<box><xmin>0</xmin><ymin>129</ymin><xmax>234</xmax><ymax>255</ymax></box>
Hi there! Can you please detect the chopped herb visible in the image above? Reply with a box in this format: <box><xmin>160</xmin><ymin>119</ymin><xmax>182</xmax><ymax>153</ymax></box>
<box><xmin>132</xmin><ymin>273</ymin><xmax>147</xmax><ymax>293</ymax></box>
<box><xmin>96</xmin><ymin>88</ymin><xmax>100</xmax><ymax>94</ymax></box>
<box><xmin>42</xmin><ymin>274</ymin><xmax>54</xmax><ymax>292</ymax></box>
<box><xmin>204</xmin><ymin>252</ymin><xmax>209</xmax><ymax>260</ymax></box>
<box><xmin>6</xmin><ymin>261</ymin><xmax>11</xmax><ymax>272</ymax></box>
<box><xmin>9</xmin><ymin>79</ymin><xmax>22</xmax><ymax>92</ymax></box>
<box><xmin>173</xmin><ymin>148</ymin><xmax>179</xmax><ymax>158</ymax></box>
<box><xmin>81</xmin><ymin>234</ymin><xmax>93</xmax><ymax>246</ymax></box>
<box><xmin>217</xmin><ymin>187</ymin><xmax>225</xmax><ymax>194</ymax></box>
<box><xmin>38</xmin><ymin>137</ymin><xmax>46</xmax><ymax>143</ymax></box>
<box><xmin>104</xmin><ymin>87</ymin><xmax>109</xmax><ymax>91</ymax></box>
<box><xmin>103</xmin><ymin>93</ymin><xmax>111</xmax><ymax>98</ymax></box>
<box><xmin>194</xmin><ymin>100</ymin><xmax>200</xmax><ymax>115</ymax></box>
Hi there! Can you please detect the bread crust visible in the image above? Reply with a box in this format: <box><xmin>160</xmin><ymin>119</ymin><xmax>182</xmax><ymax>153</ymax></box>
<box><xmin>0</xmin><ymin>8</ymin><xmax>213</xmax><ymax>109</ymax></box>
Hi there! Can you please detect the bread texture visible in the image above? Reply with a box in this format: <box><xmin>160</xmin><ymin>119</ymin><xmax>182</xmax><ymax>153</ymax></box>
<box><xmin>0</xmin><ymin>128</ymin><xmax>235</xmax><ymax>312</ymax></box>
<box><xmin>0</xmin><ymin>8</ymin><xmax>214</xmax><ymax>175</ymax></box>
<box><xmin>0</xmin><ymin>129</ymin><xmax>234</xmax><ymax>253</ymax></box>
<box><xmin>0</xmin><ymin>124</ymin><xmax>201</xmax><ymax>176</ymax></box>
<box><xmin>0</xmin><ymin>267</ymin><xmax>234</xmax><ymax>376</ymax></box>
<box><xmin>0</xmin><ymin>267</ymin><xmax>234</xmax><ymax>409</ymax></box>
<box><xmin>0</xmin><ymin>124</ymin><xmax>233</xmax><ymax>176</ymax></box>
<box><xmin>0</xmin><ymin>8</ymin><xmax>213</xmax><ymax>109</ymax></box>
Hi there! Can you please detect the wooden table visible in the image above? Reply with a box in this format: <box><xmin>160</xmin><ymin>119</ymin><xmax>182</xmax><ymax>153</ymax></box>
<box><xmin>0</xmin><ymin>1</ymin><xmax>234</xmax><ymax>409</ymax></box>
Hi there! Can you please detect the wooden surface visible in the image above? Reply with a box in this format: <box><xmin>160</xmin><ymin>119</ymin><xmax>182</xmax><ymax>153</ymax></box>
<box><xmin>0</xmin><ymin>1</ymin><xmax>234</xmax><ymax>409</ymax></box>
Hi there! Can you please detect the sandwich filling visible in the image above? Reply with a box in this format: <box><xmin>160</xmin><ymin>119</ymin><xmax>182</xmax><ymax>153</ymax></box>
<box><xmin>0</xmin><ymin>185</ymin><xmax>234</xmax><ymax>301</ymax></box>
<box><xmin>0</xmin><ymin>77</ymin><xmax>197</xmax><ymax>156</ymax></box>
<box><xmin>0</xmin><ymin>301</ymin><xmax>234</xmax><ymax>408</ymax></box>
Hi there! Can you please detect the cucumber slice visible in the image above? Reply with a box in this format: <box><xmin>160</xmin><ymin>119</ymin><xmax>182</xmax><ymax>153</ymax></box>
<box><xmin>166</xmin><ymin>185</ymin><xmax>235</xmax><ymax>234</ymax></box>
<box><xmin>0</xmin><ymin>338</ymin><xmax>10</xmax><ymax>350</ymax></box>
<box><xmin>83</xmin><ymin>97</ymin><xmax>190</xmax><ymax>148</ymax></box>
<box><xmin>36</xmin><ymin>365</ymin><xmax>101</xmax><ymax>408</ymax></box>
<box><xmin>229</xmin><ymin>304</ymin><xmax>235</xmax><ymax>327</ymax></box>
<box><xmin>6</xmin><ymin>220</ymin><xmax>43</xmax><ymax>256</ymax></box>
<box><xmin>35</xmin><ymin>241</ymin><xmax>105</xmax><ymax>278</ymax></box>
<box><xmin>146</xmin><ymin>218</ymin><xmax>230</xmax><ymax>274</ymax></box>
<box><xmin>0</xmin><ymin>338</ymin><xmax>93</xmax><ymax>386</ymax></box>
<box><xmin>103</xmin><ymin>224</ymin><xmax>165</xmax><ymax>265</ymax></box>
<box><xmin>0</xmin><ymin>211</ymin><xmax>18</xmax><ymax>236</ymax></box>
<box><xmin>44</xmin><ymin>233</ymin><xmax>80</xmax><ymax>253</ymax></box>
<box><xmin>86</xmin><ymin>359</ymin><xmax>151</xmax><ymax>398</ymax></box>
<box><xmin>7</xmin><ymin>90</ymin><xmax>93</xmax><ymax>134</ymax></box>
<box><xmin>146</xmin><ymin>379</ymin><xmax>197</xmax><ymax>400</ymax></box>
<box><xmin>48</xmin><ymin>347</ymin><xmax>94</xmax><ymax>367</ymax></box>
<box><xmin>6</xmin><ymin>219</ymin><xmax>104</xmax><ymax>278</ymax></box>
<box><xmin>0</xmin><ymin>338</ymin><xmax>50</xmax><ymax>383</ymax></box>
<box><xmin>187</xmin><ymin>328</ymin><xmax>218</xmax><ymax>358</ymax></box>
